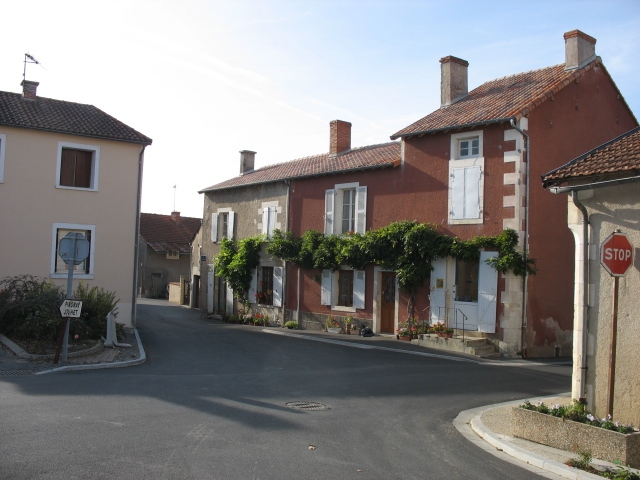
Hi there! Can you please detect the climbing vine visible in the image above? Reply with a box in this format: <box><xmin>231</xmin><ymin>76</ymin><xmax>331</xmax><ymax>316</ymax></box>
<box><xmin>215</xmin><ymin>222</ymin><xmax>536</xmax><ymax>308</ymax></box>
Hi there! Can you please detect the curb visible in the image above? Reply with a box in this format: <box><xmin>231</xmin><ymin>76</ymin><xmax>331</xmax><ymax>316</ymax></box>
<box><xmin>454</xmin><ymin>394</ymin><xmax>607</xmax><ymax>480</ymax></box>
<box><xmin>34</xmin><ymin>329</ymin><xmax>146</xmax><ymax>375</ymax></box>
<box><xmin>0</xmin><ymin>334</ymin><xmax>103</xmax><ymax>361</ymax></box>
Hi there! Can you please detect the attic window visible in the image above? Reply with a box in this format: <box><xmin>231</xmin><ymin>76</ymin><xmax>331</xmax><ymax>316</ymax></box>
<box><xmin>457</xmin><ymin>136</ymin><xmax>480</xmax><ymax>159</ymax></box>
<box><xmin>167</xmin><ymin>251</ymin><xmax>179</xmax><ymax>260</ymax></box>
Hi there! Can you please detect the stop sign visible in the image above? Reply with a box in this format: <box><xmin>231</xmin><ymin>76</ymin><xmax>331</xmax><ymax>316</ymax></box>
<box><xmin>600</xmin><ymin>232</ymin><xmax>634</xmax><ymax>277</ymax></box>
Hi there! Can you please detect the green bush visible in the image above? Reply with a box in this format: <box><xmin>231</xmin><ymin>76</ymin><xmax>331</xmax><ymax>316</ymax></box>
<box><xmin>0</xmin><ymin>275</ymin><xmax>120</xmax><ymax>343</ymax></box>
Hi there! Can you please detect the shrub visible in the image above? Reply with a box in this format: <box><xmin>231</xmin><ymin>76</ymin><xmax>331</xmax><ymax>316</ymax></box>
<box><xmin>283</xmin><ymin>321</ymin><xmax>298</xmax><ymax>329</ymax></box>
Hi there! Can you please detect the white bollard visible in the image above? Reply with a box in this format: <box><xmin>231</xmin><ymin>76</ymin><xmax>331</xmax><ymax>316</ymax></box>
<box><xmin>102</xmin><ymin>311</ymin><xmax>131</xmax><ymax>348</ymax></box>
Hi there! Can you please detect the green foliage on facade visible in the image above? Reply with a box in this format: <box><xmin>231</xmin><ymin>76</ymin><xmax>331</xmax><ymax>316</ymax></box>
<box><xmin>214</xmin><ymin>236</ymin><xmax>263</xmax><ymax>303</ymax></box>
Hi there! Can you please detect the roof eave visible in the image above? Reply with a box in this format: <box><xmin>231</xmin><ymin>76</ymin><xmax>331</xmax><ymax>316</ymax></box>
<box><xmin>0</xmin><ymin>122</ymin><xmax>153</xmax><ymax>146</ymax></box>
<box><xmin>390</xmin><ymin>117</ymin><xmax>517</xmax><ymax>140</ymax></box>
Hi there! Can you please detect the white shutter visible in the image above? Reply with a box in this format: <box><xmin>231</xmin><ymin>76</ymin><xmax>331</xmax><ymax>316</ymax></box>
<box><xmin>261</xmin><ymin>207</ymin><xmax>268</xmax><ymax>235</ymax></box>
<box><xmin>225</xmin><ymin>282</ymin><xmax>234</xmax><ymax>315</ymax></box>
<box><xmin>429</xmin><ymin>258</ymin><xmax>447</xmax><ymax>323</ymax></box>
<box><xmin>477</xmin><ymin>251</ymin><xmax>498</xmax><ymax>333</ymax></box>
<box><xmin>211</xmin><ymin>213</ymin><xmax>218</xmax><ymax>242</ymax></box>
<box><xmin>353</xmin><ymin>270</ymin><xmax>365</xmax><ymax>309</ymax></box>
<box><xmin>227</xmin><ymin>211</ymin><xmax>235</xmax><ymax>239</ymax></box>
<box><xmin>248</xmin><ymin>268</ymin><xmax>257</xmax><ymax>304</ymax></box>
<box><xmin>268</xmin><ymin>207</ymin><xmax>276</xmax><ymax>238</ymax></box>
<box><xmin>355</xmin><ymin>186</ymin><xmax>367</xmax><ymax>234</ymax></box>
<box><xmin>451</xmin><ymin>168</ymin><xmax>465</xmax><ymax>220</ymax></box>
<box><xmin>272</xmin><ymin>266</ymin><xmax>283</xmax><ymax>307</ymax></box>
<box><xmin>320</xmin><ymin>269</ymin><xmax>332</xmax><ymax>305</ymax></box>
<box><xmin>324</xmin><ymin>189</ymin><xmax>335</xmax><ymax>235</ymax></box>
<box><xmin>207</xmin><ymin>265</ymin><xmax>215</xmax><ymax>314</ymax></box>
<box><xmin>465</xmin><ymin>166</ymin><xmax>481</xmax><ymax>219</ymax></box>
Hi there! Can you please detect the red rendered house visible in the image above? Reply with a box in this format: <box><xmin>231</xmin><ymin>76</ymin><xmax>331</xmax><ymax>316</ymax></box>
<box><xmin>286</xmin><ymin>30</ymin><xmax>637</xmax><ymax>357</ymax></box>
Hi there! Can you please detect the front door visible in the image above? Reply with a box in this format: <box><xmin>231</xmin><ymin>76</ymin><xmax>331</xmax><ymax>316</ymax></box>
<box><xmin>380</xmin><ymin>272</ymin><xmax>396</xmax><ymax>333</ymax></box>
<box><xmin>429</xmin><ymin>258</ymin><xmax>447</xmax><ymax>323</ymax></box>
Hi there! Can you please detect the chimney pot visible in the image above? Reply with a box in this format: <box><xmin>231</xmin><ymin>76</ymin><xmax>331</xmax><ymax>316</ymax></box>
<box><xmin>170</xmin><ymin>211</ymin><xmax>181</xmax><ymax>222</ymax></box>
<box><xmin>564</xmin><ymin>30</ymin><xmax>597</xmax><ymax>70</ymax></box>
<box><xmin>329</xmin><ymin>120</ymin><xmax>351</xmax><ymax>156</ymax></box>
<box><xmin>440</xmin><ymin>56</ymin><xmax>468</xmax><ymax>107</ymax></box>
<box><xmin>21</xmin><ymin>80</ymin><xmax>39</xmax><ymax>100</ymax></box>
<box><xmin>239</xmin><ymin>150</ymin><xmax>256</xmax><ymax>175</ymax></box>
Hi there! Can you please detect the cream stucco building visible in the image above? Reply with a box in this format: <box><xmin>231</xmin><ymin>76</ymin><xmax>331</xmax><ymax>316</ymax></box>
<box><xmin>0</xmin><ymin>80</ymin><xmax>152</xmax><ymax>327</ymax></box>
<box><xmin>543</xmin><ymin>126</ymin><xmax>640</xmax><ymax>426</ymax></box>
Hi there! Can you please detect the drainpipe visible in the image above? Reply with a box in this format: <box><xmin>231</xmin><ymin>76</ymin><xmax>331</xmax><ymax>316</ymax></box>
<box><xmin>510</xmin><ymin>118</ymin><xmax>530</xmax><ymax>358</ymax></box>
<box><xmin>571</xmin><ymin>191</ymin><xmax>589</xmax><ymax>402</ymax></box>
<box><xmin>131</xmin><ymin>145</ymin><xmax>147</xmax><ymax>327</ymax></box>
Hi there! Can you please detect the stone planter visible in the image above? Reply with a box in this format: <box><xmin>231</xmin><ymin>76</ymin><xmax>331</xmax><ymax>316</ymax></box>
<box><xmin>327</xmin><ymin>327</ymin><xmax>342</xmax><ymax>334</ymax></box>
<box><xmin>512</xmin><ymin>407</ymin><xmax>640</xmax><ymax>467</ymax></box>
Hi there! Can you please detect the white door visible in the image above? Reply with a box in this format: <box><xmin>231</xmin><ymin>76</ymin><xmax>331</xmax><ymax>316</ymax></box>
<box><xmin>478</xmin><ymin>251</ymin><xmax>498</xmax><ymax>333</ymax></box>
<box><xmin>453</xmin><ymin>258</ymin><xmax>479</xmax><ymax>330</ymax></box>
<box><xmin>429</xmin><ymin>258</ymin><xmax>447</xmax><ymax>323</ymax></box>
<box><xmin>207</xmin><ymin>265</ymin><xmax>214</xmax><ymax>314</ymax></box>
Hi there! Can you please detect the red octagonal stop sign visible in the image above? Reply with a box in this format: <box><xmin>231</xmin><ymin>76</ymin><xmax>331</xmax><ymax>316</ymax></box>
<box><xmin>601</xmin><ymin>232</ymin><xmax>634</xmax><ymax>277</ymax></box>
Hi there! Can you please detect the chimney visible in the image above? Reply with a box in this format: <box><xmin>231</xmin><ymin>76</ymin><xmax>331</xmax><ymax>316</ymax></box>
<box><xmin>440</xmin><ymin>56</ymin><xmax>468</xmax><ymax>107</ymax></box>
<box><xmin>564</xmin><ymin>30</ymin><xmax>597</xmax><ymax>70</ymax></box>
<box><xmin>170</xmin><ymin>211</ymin><xmax>181</xmax><ymax>222</ymax></box>
<box><xmin>329</xmin><ymin>120</ymin><xmax>351</xmax><ymax>156</ymax></box>
<box><xmin>239</xmin><ymin>150</ymin><xmax>256</xmax><ymax>175</ymax></box>
<box><xmin>21</xmin><ymin>80</ymin><xmax>39</xmax><ymax>100</ymax></box>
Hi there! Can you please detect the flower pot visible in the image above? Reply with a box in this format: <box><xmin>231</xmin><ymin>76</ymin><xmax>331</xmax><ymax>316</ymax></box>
<box><xmin>397</xmin><ymin>335</ymin><xmax>412</xmax><ymax>341</ymax></box>
<box><xmin>437</xmin><ymin>332</ymin><xmax>453</xmax><ymax>338</ymax></box>
<box><xmin>327</xmin><ymin>327</ymin><xmax>342</xmax><ymax>334</ymax></box>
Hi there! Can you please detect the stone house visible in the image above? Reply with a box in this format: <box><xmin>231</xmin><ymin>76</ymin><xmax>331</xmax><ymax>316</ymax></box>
<box><xmin>542</xmin><ymin>126</ymin><xmax>640</xmax><ymax>425</ymax></box>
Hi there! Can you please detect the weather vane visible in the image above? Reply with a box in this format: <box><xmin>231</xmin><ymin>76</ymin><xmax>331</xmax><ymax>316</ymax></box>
<box><xmin>23</xmin><ymin>53</ymin><xmax>46</xmax><ymax>82</ymax></box>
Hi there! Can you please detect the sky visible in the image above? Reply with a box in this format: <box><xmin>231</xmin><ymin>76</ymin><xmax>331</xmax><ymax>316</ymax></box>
<box><xmin>2</xmin><ymin>0</ymin><xmax>639</xmax><ymax>219</ymax></box>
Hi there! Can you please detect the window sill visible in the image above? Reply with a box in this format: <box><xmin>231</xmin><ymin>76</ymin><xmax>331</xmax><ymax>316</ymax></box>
<box><xmin>449</xmin><ymin>218</ymin><xmax>483</xmax><ymax>225</ymax></box>
<box><xmin>331</xmin><ymin>305</ymin><xmax>356</xmax><ymax>313</ymax></box>
<box><xmin>51</xmin><ymin>273</ymin><xmax>94</xmax><ymax>280</ymax></box>
<box><xmin>55</xmin><ymin>185</ymin><xmax>98</xmax><ymax>192</ymax></box>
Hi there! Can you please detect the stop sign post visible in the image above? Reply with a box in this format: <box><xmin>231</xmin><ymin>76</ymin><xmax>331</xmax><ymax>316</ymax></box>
<box><xmin>600</xmin><ymin>232</ymin><xmax>634</xmax><ymax>277</ymax></box>
<box><xmin>600</xmin><ymin>231</ymin><xmax>635</xmax><ymax>418</ymax></box>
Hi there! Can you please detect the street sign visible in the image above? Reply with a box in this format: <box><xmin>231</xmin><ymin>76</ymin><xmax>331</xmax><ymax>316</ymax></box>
<box><xmin>59</xmin><ymin>232</ymin><xmax>90</xmax><ymax>265</ymax></box>
<box><xmin>60</xmin><ymin>299</ymin><xmax>83</xmax><ymax>318</ymax></box>
<box><xmin>600</xmin><ymin>232</ymin><xmax>634</xmax><ymax>277</ymax></box>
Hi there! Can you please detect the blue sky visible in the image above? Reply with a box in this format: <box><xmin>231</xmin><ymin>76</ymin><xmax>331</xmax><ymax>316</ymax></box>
<box><xmin>2</xmin><ymin>0</ymin><xmax>639</xmax><ymax>218</ymax></box>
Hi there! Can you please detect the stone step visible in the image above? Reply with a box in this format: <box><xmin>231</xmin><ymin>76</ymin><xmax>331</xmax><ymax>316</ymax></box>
<box><xmin>413</xmin><ymin>334</ymin><xmax>501</xmax><ymax>358</ymax></box>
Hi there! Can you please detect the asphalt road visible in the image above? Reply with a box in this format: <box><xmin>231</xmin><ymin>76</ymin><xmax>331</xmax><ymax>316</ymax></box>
<box><xmin>0</xmin><ymin>301</ymin><xmax>571</xmax><ymax>479</ymax></box>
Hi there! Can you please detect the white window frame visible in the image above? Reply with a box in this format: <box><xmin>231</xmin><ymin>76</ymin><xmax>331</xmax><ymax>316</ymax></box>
<box><xmin>320</xmin><ymin>267</ymin><xmax>365</xmax><ymax>313</ymax></box>
<box><xmin>50</xmin><ymin>222</ymin><xmax>96</xmax><ymax>279</ymax></box>
<box><xmin>212</xmin><ymin>208</ymin><xmax>235</xmax><ymax>242</ymax></box>
<box><xmin>55</xmin><ymin>141</ymin><xmax>100</xmax><ymax>191</ymax></box>
<box><xmin>0</xmin><ymin>133</ymin><xmax>6</xmax><ymax>183</ymax></box>
<box><xmin>248</xmin><ymin>264</ymin><xmax>283</xmax><ymax>307</ymax></box>
<box><xmin>259</xmin><ymin>201</ymin><xmax>281</xmax><ymax>239</ymax></box>
<box><xmin>449</xmin><ymin>131</ymin><xmax>484</xmax><ymax>225</ymax></box>
<box><xmin>324</xmin><ymin>182</ymin><xmax>367</xmax><ymax>235</ymax></box>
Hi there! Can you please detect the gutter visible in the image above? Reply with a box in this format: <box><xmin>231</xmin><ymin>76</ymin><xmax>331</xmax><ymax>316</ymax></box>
<box><xmin>548</xmin><ymin>174</ymin><xmax>640</xmax><ymax>193</ymax></box>
<box><xmin>131</xmin><ymin>145</ymin><xmax>147</xmax><ymax>327</ymax></box>
<box><xmin>390</xmin><ymin>117</ymin><xmax>515</xmax><ymax>140</ymax></box>
<box><xmin>509</xmin><ymin>118</ymin><xmax>530</xmax><ymax>358</ymax></box>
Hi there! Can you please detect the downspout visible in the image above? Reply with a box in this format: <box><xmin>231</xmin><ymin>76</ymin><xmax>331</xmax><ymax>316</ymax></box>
<box><xmin>510</xmin><ymin>118</ymin><xmax>530</xmax><ymax>358</ymax></box>
<box><xmin>131</xmin><ymin>145</ymin><xmax>147</xmax><ymax>327</ymax></box>
<box><xmin>571</xmin><ymin>191</ymin><xmax>589</xmax><ymax>402</ymax></box>
<box><xmin>284</xmin><ymin>179</ymin><xmax>291</xmax><ymax>322</ymax></box>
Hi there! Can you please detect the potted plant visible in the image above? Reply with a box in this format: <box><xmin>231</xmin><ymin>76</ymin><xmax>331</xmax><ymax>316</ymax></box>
<box><xmin>326</xmin><ymin>316</ymin><xmax>342</xmax><ymax>334</ymax></box>
<box><xmin>345</xmin><ymin>316</ymin><xmax>352</xmax><ymax>334</ymax></box>
<box><xmin>396</xmin><ymin>318</ymin><xmax>417</xmax><ymax>340</ymax></box>
<box><xmin>433</xmin><ymin>322</ymin><xmax>453</xmax><ymax>338</ymax></box>
<box><xmin>283</xmin><ymin>320</ymin><xmax>298</xmax><ymax>329</ymax></box>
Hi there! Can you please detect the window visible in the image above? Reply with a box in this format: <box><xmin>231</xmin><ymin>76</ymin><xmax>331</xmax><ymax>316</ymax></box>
<box><xmin>455</xmin><ymin>259</ymin><xmax>479</xmax><ymax>302</ymax></box>
<box><xmin>325</xmin><ymin>183</ymin><xmax>367</xmax><ymax>235</ymax></box>
<box><xmin>248</xmin><ymin>266</ymin><xmax>283</xmax><ymax>307</ymax></box>
<box><xmin>211</xmin><ymin>209</ymin><xmax>235</xmax><ymax>242</ymax></box>
<box><xmin>166</xmin><ymin>251</ymin><xmax>179</xmax><ymax>260</ymax></box>
<box><xmin>56</xmin><ymin>142</ymin><xmax>99</xmax><ymax>190</ymax></box>
<box><xmin>259</xmin><ymin>202</ymin><xmax>281</xmax><ymax>239</ymax></box>
<box><xmin>321</xmin><ymin>268</ymin><xmax>365</xmax><ymax>312</ymax></box>
<box><xmin>51</xmin><ymin>223</ymin><xmax>96</xmax><ymax>278</ymax></box>
<box><xmin>449</xmin><ymin>131</ymin><xmax>484</xmax><ymax>224</ymax></box>
<box><xmin>0</xmin><ymin>133</ymin><xmax>6</xmax><ymax>183</ymax></box>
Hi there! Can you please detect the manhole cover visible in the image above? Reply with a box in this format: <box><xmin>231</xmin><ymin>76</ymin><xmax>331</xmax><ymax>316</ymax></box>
<box><xmin>285</xmin><ymin>401</ymin><xmax>331</xmax><ymax>411</ymax></box>
<box><xmin>0</xmin><ymin>370</ymin><xmax>32</xmax><ymax>377</ymax></box>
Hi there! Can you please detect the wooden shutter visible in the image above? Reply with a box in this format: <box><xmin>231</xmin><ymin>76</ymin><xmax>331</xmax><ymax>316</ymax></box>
<box><xmin>324</xmin><ymin>189</ymin><xmax>334</xmax><ymax>235</ymax></box>
<box><xmin>355</xmin><ymin>186</ymin><xmax>367</xmax><ymax>234</ymax></box>
<box><xmin>227</xmin><ymin>212</ymin><xmax>235</xmax><ymax>239</ymax></box>
<box><xmin>248</xmin><ymin>268</ymin><xmax>257</xmax><ymax>304</ymax></box>
<box><xmin>477</xmin><ymin>251</ymin><xmax>498</xmax><ymax>333</ymax></box>
<box><xmin>59</xmin><ymin>148</ymin><xmax>76</xmax><ymax>186</ymax></box>
<box><xmin>353</xmin><ymin>270</ymin><xmax>365</xmax><ymax>309</ymax></box>
<box><xmin>211</xmin><ymin>213</ymin><xmax>218</xmax><ymax>242</ymax></box>
<box><xmin>465</xmin><ymin>166</ymin><xmax>481</xmax><ymax>219</ymax></box>
<box><xmin>75</xmin><ymin>150</ymin><xmax>92</xmax><ymax>188</ymax></box>
<box><xmin>320</xmin><ymin>269</ymin><xmax>332</xmax><ymax>305</ymax></box>
<box><xmin>272</xmin><ymin>266</ymin><xmax>283</xmax><ymax>307</ymax></box>
<box><xmin>451</xmin><ymin>168</ymin><xmax>465</xmax><ymax>220</ymax></box>
<box><xmin>268</xmin><ymin>207</ymin><xmax>277</xmax><ymax>237</ymax></box>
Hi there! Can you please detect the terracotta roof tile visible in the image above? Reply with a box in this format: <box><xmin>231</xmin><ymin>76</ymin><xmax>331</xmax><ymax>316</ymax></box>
<box><xmin>199</xmin><ymin>141</ymin><xmax>400</xmax><ymax>193</ymax></box>
<box><xmin>542</xmin><ymin>127</ymin><xmax>640</xmax><ymax>186</ymax></box>
<box><xmin>391</xmin><ymin>60</ymin><xmax>602</xmax><ymax>139</ymax></box>
<box><xmin>139</xmin><ymin>213</ymin><xmax>201</xmax><ymax>253</ymax></box>
<box><xmin>0</xmin><ymin>90</ymin><xmax>152</xmax><ymax>145</ymax></box>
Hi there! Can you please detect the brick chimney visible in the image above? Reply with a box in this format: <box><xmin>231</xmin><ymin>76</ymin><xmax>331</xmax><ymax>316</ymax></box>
<box><xmin>564</xmin><ymin>30</ymin><xmax>597</xmax><ymax>70</ymax></box>
<box><xmin>440</xmin><ymin>56</ymin><xmax>468</xmax><ymax>107</ymax></box>
<box><xmin>21</xmin><ymin>80</ymin><xmax>39</xmax><ymax>100</ymax></box>
<box><xmin>329</xmin><ymin>120</ymin><xmax>351</xmax><ymax>156</ymax></box>
<box><xmin>239</xmin><ymin>150</ymin><xmax>256</xmax><ymax>175</ymax></box>
<box><xmin>170</xmin><ymin>211</ymin><xmax>181</xmax><ymax>222</ymax></box>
